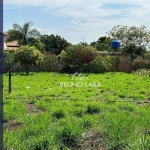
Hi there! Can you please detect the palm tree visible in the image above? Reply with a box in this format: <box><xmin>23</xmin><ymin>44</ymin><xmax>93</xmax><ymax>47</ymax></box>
<box><xmin>7</xmin><ymin>21</ymin><xmax>40</xmax><ymax>45</ymax></box>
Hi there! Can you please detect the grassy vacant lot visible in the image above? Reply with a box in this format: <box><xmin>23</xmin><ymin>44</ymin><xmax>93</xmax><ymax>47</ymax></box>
<box><xmin>3</xmin><ymin>72</ymin><xmax>150</xmax><ymax>150</ymax></box>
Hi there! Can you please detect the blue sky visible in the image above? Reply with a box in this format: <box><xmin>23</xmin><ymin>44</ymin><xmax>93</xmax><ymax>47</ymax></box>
<box><xmin>3</xmin><ymin>0</ymin><xmax>150</xmax><ymax>44</ymax></box>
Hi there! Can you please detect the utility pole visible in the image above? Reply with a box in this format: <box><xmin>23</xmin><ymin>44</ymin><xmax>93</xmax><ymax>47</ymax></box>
<box><xmin>82</xmin><ymin>37</ymin><xmax>84</xmax><ymax>46</ymax></box>
<box><xmin>8</xmin><ymin>51</ymin><xmax>13</xmax><ymax>93</ymax></box>
<box><xmin>8</xmin><ymin>51</ymin><xmax>11</xmax><ymax>93</ymax></box>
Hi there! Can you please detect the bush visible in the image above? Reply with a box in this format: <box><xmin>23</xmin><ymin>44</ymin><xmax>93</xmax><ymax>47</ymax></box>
<box><xmin>28</xmin><ymin>136</ymin><xmax>49</xmax><ymax>150</ymax></box>
<box><xmin>39</xmin><ymin>53</ymin><xmax>59</xmax><ymax>72</ymax></box>
<box><xmin>103</xmin><ymin>112</ymin><xmax>136</xmax><ymax>149</ymax></box>
<box><xmin>52</xmin><ymin>110</ymin><xmax>65</xmax><ymax>119</ymax></box>
<box><xmin>143</xmin><ymin>52</ymin><xmax>150</xmax><ymax>60</ymax></box>
<box><xmin>111</xmin><ymin>56</ymin><xmax>120</xmax><ymax>72</ymax></box>
<box><xmin>83</xmin><ymin>55</ymin><xmax>111</xmax><ymax>73</ymax></box>
<box><xmin>82</xmin><ymin>116</ymin><xmax>93</xmax><ymax>129</ymax></box>
<box><xmin>132</xmin><ymin>57</ymin><xmax>150</xmax><ymax>71</ymax></box>
<box><xmin>73</xmin><ymin>108</ymin><xmax>84</xmax><ymax>117</ymax></box>
<box><xmin>86</xmin><ymin>104</ymin><xmax>100</xmax><ymax>114</ymax></box>
<box><xmin>3</xmin><ymin>51</ymin><xmax>15</xmax><ymax>73</ymax></box>
<box><xmin>60</xmin><ymin>45</ymin><xmax>98</xmax><ymax>73</ymax></box>
<box><xmin>55</xmin><ymin>122</ymin><xmax>82</xmax><ymax>148</ymax></box>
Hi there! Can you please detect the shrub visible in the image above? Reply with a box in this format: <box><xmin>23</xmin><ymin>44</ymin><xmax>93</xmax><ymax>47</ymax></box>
<box><xmin>82</xmin><ymin>116</ymin><xmax>93</xmax><ymax>129</ymax></box>
<box><xmin>103</xmin><ymin>112</ymin><xmax>136</xmax><ymax>149</ymax></box>
<box><xmin>143</xmin><ymin>52</ymin><xmax>150</xmax><ymax>60</ymax></box>
<box><xmin>73</xmin><ymin>108</ymin><xmax>84</xmax><ymax>117</ymax></box>
<box><xmin>122</xmin><ymin>44</ymin><xmax>146</xmax><ymax>60</ymax></box>
<box><xmin>83</xmin><ymin>55</ymin><xmax>111</xmax><ymax>73</ymax></box>
<box><xmin>132</xmin><ymin>57</ymin><xmax>150</xmax><ymax>71</ymax></box>
<box><xmin>29</xmin><ymin>136</ymin><xmax>49</xmax><ymax>150</ymax></box>
<box><xmin>52</xmin><ymin>110</ymin><xmax>65</xmax><ymax>119</ymax></box>
<box><xmin>39</xmin><ymin>53</ymin><xmax>59</xmax><ymax>72</ymax></box>
<box><xmin>60</xmin><ymin>45</ymin><xmax>98</xmax><ymax>73</ymax></box>
<box><xmin>55</xmin><ymin>122</ymin><xmax>82</xmax><ymax>148</ymax></box>
<box><xmin>14</xmin><ymin>45</ymin><xmax>44</xmax><ymax>75</ymax></box>
<box><xmin>3</xmin><ymin>51</ymin><xmax>18</xmax><ymax>73</ymax></box>
<box><xmin>86</xmin><ymin>104</ymin><xmax>100</xmax><ymax>114</ymax></box>
<box><xmin>111</xmin><ymin>56</ymin><xmax>120</xmax><ymax>72</ymax></box>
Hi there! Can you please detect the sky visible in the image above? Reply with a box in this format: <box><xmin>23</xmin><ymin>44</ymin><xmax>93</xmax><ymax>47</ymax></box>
<box><xmin>3</xmin><ymin>0</ymin><xmax>150</xmax><ymax>44</ymax></box>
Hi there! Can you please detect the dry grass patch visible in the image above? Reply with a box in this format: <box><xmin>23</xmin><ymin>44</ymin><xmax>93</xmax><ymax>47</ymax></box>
<box><xmin>74</xmin><ymin>130</ymin><xmax>107</xmax><ymax>150</ymax></box>
<box><xmin>25</xmin><ymin>103</ymin><xmax>44</xmax><ymax>115</ymax></box>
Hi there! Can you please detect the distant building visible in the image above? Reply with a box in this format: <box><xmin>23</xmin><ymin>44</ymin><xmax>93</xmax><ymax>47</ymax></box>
<box><xmin>6</xmin><ymin>40</ymin><xmax>19</xmax><ymax>51</ymax></box>
<box><xmin>3</xmin><ymin>32</ymin><xmax>19</xmax><ymax>51</ymax></box>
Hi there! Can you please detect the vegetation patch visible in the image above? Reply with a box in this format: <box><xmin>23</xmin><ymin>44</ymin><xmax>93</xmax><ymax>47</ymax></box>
<box><xmin>86</xmin><ymin>104</ymin><xmax>100</xmax><ymax>114</ymax></box>
<box><xmin>3</xmin><ymin>72</ymin><xmax>150</xmax><ymax>149</ymax></box>
<box><xmin>52</xmin><ymin>109</ymin><xmax>65</xmax><ymax>120</ymax></box>
<box><xmin>55</xmin><ymin>122</ymin><xmax>82</xmax><ymax>148</ymax></box>
<box><xmin>4</xmin><ymin>120</ymin><xmax>23</xmax><ymax>131</ymax></box>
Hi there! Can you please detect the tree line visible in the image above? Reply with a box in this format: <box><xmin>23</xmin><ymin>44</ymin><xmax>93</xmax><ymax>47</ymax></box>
<box><xmin>4</xmin><ymin>21</ymin><xmax>150</xmax><ymax>75</ymax></box>
<box><xmin>6</xmin><ymin>22</ymin><xmax>150</xmax><ymax>56</ymax></box>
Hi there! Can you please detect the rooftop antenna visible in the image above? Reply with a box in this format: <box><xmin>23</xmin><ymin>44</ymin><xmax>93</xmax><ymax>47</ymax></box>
<box><xmin>82</xmin><ymin>37</ymin><xmax>84</xmax><ymax>46</ymax></box>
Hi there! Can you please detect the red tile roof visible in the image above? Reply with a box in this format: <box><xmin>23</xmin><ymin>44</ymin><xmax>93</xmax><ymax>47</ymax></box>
<box><xmin>7</xmin><ymin>41</ymin><xmax>19</xmax><ymax>47</ymax></box>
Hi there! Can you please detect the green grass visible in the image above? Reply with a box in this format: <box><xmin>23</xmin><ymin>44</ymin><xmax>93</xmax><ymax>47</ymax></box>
<box><xmin>3</xmin><ymin>72</ymin><xmax>150</xmax><ymax>149</ymax></box>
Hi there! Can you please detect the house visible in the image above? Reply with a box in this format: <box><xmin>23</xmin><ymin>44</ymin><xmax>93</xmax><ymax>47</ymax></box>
<box><xmin>3</xmin><ymin>32</ymin><xmax>19</xmax><ymax>51</ymax></box>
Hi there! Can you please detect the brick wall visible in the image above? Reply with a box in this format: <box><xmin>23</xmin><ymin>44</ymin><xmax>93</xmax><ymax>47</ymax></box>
<box><xmin>108</xmin><ymin>53</ymin><xmax>131</xmax><ymax>73</ymax></box>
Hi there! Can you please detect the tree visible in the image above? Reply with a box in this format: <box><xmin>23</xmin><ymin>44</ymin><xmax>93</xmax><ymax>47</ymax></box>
<box><xmin>90</xmin><ymin>36</ymin><xmax>112</xmax><ymax>51</ymax></box>
<box><xmin>40</xmin><ymin>53</ymin><xmax>59</xmax><ymax>72</ymax></box>
<box><xmin>40</xmin><ymin>34</ymin><xmax>70</xmax><ymax>55</ymax></box>
<box><xmin>83</xmin><ymin>55</ymin><xmax>111</xmax><ymax>73</ymax></box>
<box><xmin>28</xmin><ymin>38</ymin><xmax>46</xmax><ymax>54</ymax></box>
<box><xmin>107</xmin><ymin>25</ymin><xmax>150</xmax><ymax>49</ymax></box>
<box><xmin>60</xmin><ymin>45</ymin><xmax>98</xmax><ymax>73</ymax></box>
<box><xmin>97</xmin><ymin>36</ymin><xmax>111</xmax><ymax>45</ymax></box>
<box><xmin>96</xmin><ymin>43</ymin><xmax>111</xmax><ymax>51</ymax></box>
<box><xmin>14</xmin><ymin>45</ymin><xmax>43</xmax><ymax>75</ymax></box>
<box><xmin>90</xmin><ymin>41</ymin><xmax>97</xmax><ymax>48</ymax></box>
<box><xmin>7</xmin><ymin>21</ymin><xmax>40</xmax><ymax>45</ymax></box>
<box><xmin>6</xmin><ymin>29</ymin><xmax>22</xmax><ymax>42</ymax></box>
<box><xmin>122</xmin><ymin>44</ymin><xmax>146</xmax><ymax>60</ymax></box>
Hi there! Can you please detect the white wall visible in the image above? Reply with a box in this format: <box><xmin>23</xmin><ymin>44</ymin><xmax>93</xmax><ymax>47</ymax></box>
<box><xmin>3</xmin><ymin>34</ymin><xmax>8</xmax><ymax>50</ymax></box>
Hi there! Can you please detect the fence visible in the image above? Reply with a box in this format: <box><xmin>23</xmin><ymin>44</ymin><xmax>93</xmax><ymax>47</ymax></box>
<box><xmin>132</xmin><ymin>69</ymin><xmax>150</xmax><ymax>77</ymax></box>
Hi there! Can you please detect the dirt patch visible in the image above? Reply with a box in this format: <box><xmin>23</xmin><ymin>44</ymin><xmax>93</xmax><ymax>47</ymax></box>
<box><xmin>25</xmin><ymin>103</ymin><xmax>44</xmax><ymax>115</ymax></box>
<box><xmin>73</xmin><ymin>130</ymin><xmax>107</xmax><ymax>150</ymax></box>
<box><xmin>136</xmin><ymin>99</ymin><xmax>150</xmax><ymax>107</ymax></box>
<box><xmin>146</xmin><ymin>98</ymin><xmax>150</xmax><ymax>102</ymax></box>
<box><xmin>4</xmin><ymin>120</ymin><xmax>23</xmax><ymax>131</ymax></box>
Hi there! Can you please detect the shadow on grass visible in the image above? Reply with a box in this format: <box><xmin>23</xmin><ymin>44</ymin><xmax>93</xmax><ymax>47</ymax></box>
<box><xmin>4</xmin><ymin>72</ymin><xmax>34</xmax><ymax>76</ymax></box>
<box><xmin>19</xmin><ymin>73</ymin><xmax>34</xmax><ymax>76</ymax></box>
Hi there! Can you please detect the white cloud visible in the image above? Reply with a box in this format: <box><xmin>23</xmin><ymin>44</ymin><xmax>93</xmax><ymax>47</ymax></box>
<box><xmin>4</xmin><ymin>5</ymin><xmax>22</xmax><ymax>9</ymax></box>
<box><xmin>4</xmin><ymin>0</ymin><xmax>150</xmax><ymax>44</ymax></box>
<box><xmin>34</xmin><ymin>27</ymin><xmax>43</xmax><ymax>32</ymax></box>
